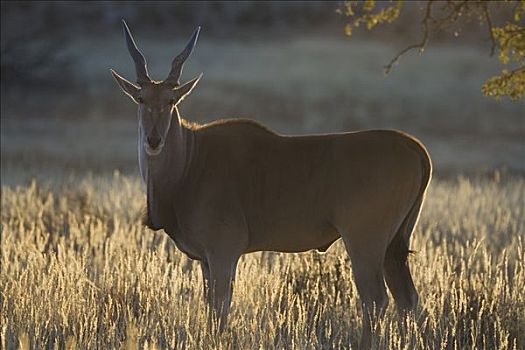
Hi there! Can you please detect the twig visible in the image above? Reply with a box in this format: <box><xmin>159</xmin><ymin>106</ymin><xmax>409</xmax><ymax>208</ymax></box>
<box><xmin>482</xmin><ymin>2</ymin><xmax>496</xmax><ymax>56</ymax></box>
<box><xmin>501</xmin><ymin>66</ymin><xmax>525</xmax><ymax>79</ymax></box>
<box><xmin>430</xmin><ymin>0</ymin><xmax>475</xmax><ymax>37</ymax></box>
<box><xmin>384</xmin><ymin>0</ymin><xmax>434</xmax><ymax>75</ymax></box>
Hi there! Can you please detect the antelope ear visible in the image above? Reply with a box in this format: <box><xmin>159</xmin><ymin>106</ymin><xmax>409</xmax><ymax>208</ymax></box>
<box><xmin>173</xmin><ymin>73</ymin><xmax>202</xmax><ymax>104</ymax></box>
<box><xmin>110</xmin><ymin>69</ymin><xmax>140</xmax><ymax>103</ymax></box>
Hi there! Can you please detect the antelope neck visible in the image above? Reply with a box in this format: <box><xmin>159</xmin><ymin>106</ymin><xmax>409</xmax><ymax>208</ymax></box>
<box><xmin>146</xmin><ymin>111</ymin><xmax>195</xmax><ymax>231</ymax></box>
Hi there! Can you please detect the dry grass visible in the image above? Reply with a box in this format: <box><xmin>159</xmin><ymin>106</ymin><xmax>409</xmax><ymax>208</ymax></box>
<box><xmin>1</xmin><ymin>173</ymin><xmax>524</xmax><ymax>349</ymax></box>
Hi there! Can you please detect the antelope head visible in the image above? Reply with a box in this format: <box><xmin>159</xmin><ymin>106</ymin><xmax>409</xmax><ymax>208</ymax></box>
<box><xmin>111</xmin><ymin>20</ymin><xmax>201</xmax><ymax>156</ymax></box>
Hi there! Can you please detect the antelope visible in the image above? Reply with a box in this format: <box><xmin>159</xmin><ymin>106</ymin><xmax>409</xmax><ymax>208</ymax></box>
<box><xmin>111</xmin><ymin>20</ymin><xmax>432</xmax><ymax>349</ymax></box>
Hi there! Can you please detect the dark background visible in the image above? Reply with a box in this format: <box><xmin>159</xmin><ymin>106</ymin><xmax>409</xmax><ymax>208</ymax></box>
<box><xmin>1</xmin><ymin>1</ymin><xmax>524</xmax><ymax>184</ymax></box>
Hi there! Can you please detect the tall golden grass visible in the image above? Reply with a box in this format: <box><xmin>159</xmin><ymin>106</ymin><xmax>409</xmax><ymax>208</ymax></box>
<box><xmin>1</xmin><ymin>173</ymin><xmax>524</xmax><ymax>349</ymax></box>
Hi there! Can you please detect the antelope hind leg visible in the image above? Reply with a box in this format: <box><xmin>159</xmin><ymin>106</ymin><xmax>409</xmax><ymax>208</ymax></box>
<box><xmin>342</xmin><ymin>235</ymin><xmax>389</xmax><ymax>350</ymax></box>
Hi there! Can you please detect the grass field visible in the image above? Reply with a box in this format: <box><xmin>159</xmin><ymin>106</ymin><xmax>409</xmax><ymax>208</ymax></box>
<box><xmin>1</xmin><ymin>172</ymin><xmax>524</xmax><ymax>349</ymax></box>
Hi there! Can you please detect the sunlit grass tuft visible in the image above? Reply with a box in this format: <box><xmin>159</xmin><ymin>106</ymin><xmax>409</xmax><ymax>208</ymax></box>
<box><xmin>1</xmin><ymin>174</ymin><xmax>524</xmax><ymax>349</ymax></box>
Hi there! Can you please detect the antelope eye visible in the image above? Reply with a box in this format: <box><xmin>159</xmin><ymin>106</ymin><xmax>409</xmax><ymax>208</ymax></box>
<box><xmin>169</xmin><ymin>99</ymin><xmax>175</xmax><ymax>105</ymax></box>
<box><xmin>136</xmin><ymin>97</ymin><xmax>144</xmax><ymax>104</ymax></box>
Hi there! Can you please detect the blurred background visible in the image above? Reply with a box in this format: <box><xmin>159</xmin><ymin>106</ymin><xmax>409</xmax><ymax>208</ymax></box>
<box><xmin>1</xmin><ymin>1</ymin><xmax>524</xmax><ymax>185</ymax></box>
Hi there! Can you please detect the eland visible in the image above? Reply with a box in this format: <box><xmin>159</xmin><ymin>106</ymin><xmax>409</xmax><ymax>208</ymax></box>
<box><xmin>111</xmin><ymin>20</ymin><xmax>432</xmax><ymax>349</ymax></box>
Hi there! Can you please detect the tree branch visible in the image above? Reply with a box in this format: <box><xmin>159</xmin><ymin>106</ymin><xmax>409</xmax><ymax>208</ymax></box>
<box><xmin>482</xmin><ymin>2</ymin><xmax>496</xmax><ymax>56</ymax></box>
<box><xmin>502</xmin><ymin>66</ymin><xmax>525</xmax><ymax>78</ymax></box>
<box><xmin>384</xmin><ymin>0</ymin><xmax>434</xmax><ymax>75</ymax></box>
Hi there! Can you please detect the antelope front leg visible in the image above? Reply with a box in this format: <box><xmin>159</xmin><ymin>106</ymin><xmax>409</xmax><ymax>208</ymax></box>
<box><xmin>206</xmin><ymin>253</ymin><xmax>239</xmax><ymax>332</ymax></box>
